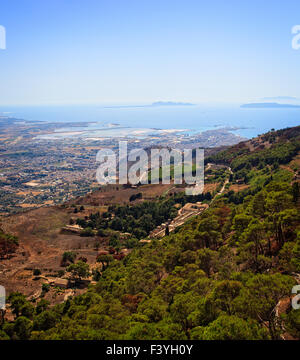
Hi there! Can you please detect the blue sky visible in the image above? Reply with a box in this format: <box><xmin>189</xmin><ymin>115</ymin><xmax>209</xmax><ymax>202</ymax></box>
<box><xmin>1</xmin><ymin>0</ymin><xmax>300</xmax><ymax>105</ymax></box>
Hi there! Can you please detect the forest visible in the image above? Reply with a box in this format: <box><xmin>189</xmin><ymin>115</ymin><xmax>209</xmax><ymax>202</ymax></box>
<box><xmin>75</xmin><ymin>191</ymin><xmax>213</xmax><ymax>241</ymax></box>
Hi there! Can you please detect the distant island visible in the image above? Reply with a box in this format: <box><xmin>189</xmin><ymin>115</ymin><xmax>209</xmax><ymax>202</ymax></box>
<box><xmin>241</xmin><ymin>102</ymin><xmax>300</xmax><ymax>109</ymax></box>
<box><xmin>104</xmin><ymin>101</ymin><xmax>195</xmax><ymax>109</ymax></box>
<box><xmin>261</xmin><ymin>96</ymin><xmax>299</xmax><ymax>101</ymax></box>
<box><xmin>151</xmin><ymin>101</ymin><xmax>195</xmax><ymax>107</ymax></box>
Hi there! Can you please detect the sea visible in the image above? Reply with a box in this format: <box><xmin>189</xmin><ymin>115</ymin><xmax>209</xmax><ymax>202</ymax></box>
<box><xmin>0</xmin><ymin>103</ymin><xmax>299</xmax><ymax>140</ymax></box>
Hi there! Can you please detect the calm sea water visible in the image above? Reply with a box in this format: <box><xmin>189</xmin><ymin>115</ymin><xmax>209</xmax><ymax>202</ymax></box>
<box><xmin>0</xmin><ymin>103</ymin><xmax>299</xmax><ymax>139</ymax></box>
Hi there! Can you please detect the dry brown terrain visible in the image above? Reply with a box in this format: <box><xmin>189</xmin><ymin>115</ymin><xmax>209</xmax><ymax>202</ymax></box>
<box><xmin>0</xmin><ymin>206</ymin><xmax>74</xmax><ymax>297</ymax></box>
<box><xmin>0</xmin><ymin>183</ymin><xmax>178</xmax><ymax>301</ymax></box>
<box><xmin>71</xmin><ymin>183</ymin><xmax>182</xmax><ymax>206</ymax></box>
<box><xmin>229</xmin><ymin>184</ymin><xmax>250</xmax><ymax>192</ymax></box>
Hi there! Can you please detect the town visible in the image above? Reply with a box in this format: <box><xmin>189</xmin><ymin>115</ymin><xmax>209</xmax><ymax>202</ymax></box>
<box><xmin>0</xmin><ymin>116</ymin><xmax>245</xmax><ymax>215</ymax></box>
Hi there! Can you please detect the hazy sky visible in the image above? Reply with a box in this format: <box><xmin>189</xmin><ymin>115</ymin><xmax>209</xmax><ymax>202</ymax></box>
<box><xmin>1</xmin><ymin>0</ymin><xmax>300</xmax><ymax>105</ymax></box>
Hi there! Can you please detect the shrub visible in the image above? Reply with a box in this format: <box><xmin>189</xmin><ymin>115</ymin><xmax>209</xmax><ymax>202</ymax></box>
<box><xmin>33</xmin><ymin>269</ymin><xmax>41</xmax><ymax>276</ymax></box>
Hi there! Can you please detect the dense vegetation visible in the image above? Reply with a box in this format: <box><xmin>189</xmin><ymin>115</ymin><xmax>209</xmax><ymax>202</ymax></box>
<box><xmin>76</xmin><ymin>199</ymin><xmax>178</xmax><ymax>240</ymax></box>
<box><xmin>75</xmin><ymin>192</ymin><xmax>212</xmax><ymax>240</ymax></box>
<box><xmin>0</xmin><ymin>229</ymin><xmax>18</xmax><ymax>259</ymax></box>
<box><xmin>1</xmin><ymin>126</ymin><xmax>300</xmax><ymax>340</ymax></box>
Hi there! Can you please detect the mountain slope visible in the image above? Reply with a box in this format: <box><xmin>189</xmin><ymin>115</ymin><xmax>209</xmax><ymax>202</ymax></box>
<box><xmin>1</xmin><ymin>126</ymin><xmax>300</xmax><ymax>341</ymax></box>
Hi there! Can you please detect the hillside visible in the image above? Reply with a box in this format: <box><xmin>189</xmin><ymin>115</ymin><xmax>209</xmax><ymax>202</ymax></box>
<box><xmin>0</xmin><ymin>126</ymin><xmax>300</xmax><ymax>340</ymax></box>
